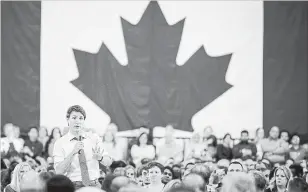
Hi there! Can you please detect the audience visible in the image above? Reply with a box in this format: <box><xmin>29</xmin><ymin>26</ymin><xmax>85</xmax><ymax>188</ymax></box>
<box><xmin>1</xmin><ymin>123</ymin><xmax>308</xmax><ymax>192</ymax></box>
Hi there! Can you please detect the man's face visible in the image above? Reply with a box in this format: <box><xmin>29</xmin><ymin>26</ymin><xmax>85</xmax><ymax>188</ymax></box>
<box><xmin>269</xmin><ymin>127</ymin><xmax>279</xmax><ymax>139</ymax></box>
<box><xmin>241</xmin><ymin>132</ymin><xmax>249</xmax><ymax>142</ymax></box>
<box><xmin>149</xmin><ymin>166</ymin><xmax>162</xmax><ymax>183</ymax></box>
<box><xmin>280</xmin><ymin>132</ymin><xmax>289</xmax><ymax>142</ymax></box>
<box><xmin>67</xmin><ymin>111</ymin><xmax>85</xmax><ymax>135</ymax></box>
<box><xmin>227</xmin><ymin>163</ymin><xmax>243</xmax><ymax>174</ymax></box>
<box><xmin>28</xmin><ymin>128</ymin><xmax>38</xmax><ymax>141</ymax></box>
<box><xmin>291</xmin><ymin>135</ymin><xmax>300</xmax><ymax>145</ymax></box>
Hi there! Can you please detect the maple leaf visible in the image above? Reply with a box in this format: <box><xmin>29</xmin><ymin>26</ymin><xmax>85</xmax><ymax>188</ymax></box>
<box><xmin>71</xmin><ymin>1</ymin><xmax>232</xmax><ymax>132</ymax></box>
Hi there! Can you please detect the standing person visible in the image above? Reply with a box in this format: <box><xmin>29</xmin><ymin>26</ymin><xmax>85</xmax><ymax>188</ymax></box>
<box><xmin>53</xmin><ymin>105</ymin><xmax>113</xmax><ymax>190</ymax></box>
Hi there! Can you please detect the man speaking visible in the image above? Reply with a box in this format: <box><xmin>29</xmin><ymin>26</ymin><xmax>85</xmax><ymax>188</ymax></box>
<box><xmin>53</xmin><ymin>105</ymin><xmax>112</xmax><ymax>189</ymax></box>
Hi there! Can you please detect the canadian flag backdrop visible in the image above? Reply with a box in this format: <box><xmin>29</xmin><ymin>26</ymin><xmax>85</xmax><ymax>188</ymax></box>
<box><xmin>1</xmin><ymin>1</ymin><xmax>308</xmax><ymax>138</ymax></box>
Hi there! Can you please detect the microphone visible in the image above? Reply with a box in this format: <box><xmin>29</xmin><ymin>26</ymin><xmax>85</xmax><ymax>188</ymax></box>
<box><xmin>78</xmin><ymin>135</ymin><xmax>82</xmax><ymax>154</ymax></box>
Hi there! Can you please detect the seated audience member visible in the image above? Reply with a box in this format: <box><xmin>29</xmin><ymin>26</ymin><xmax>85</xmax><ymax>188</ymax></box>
<box><xmin>227</xmin><ymin>161</ymin><xmax>244</xmax><ymax>174</ymax></box>
<box><xmin>102</xmin><ymin>125</ymin><xmax>122</xmax><ymax>161</ymax></box>
<box><xmin>4</xmin><ymin>162</ymin><xmax>32</xmax><ymax>192</ymax></box>
<box><xmin>279</xmin><ymin>130</ymin><xmax>290</xmax><ymax>144</ymax></box>
<box><xmin>22</xmin><ymin>127</ymin><xmax>44</xmax><ymax>159</ymax></box>
<box><xmin>38</xmin><ymin>126</ymin><xmax>49</xmax><ymax>149</ymax></box>
<box><xmin>156</xmin><ymin>125</ymin><xmax>184</xmax><ymax>164</ymax></box>
<box><xmin>46</xmin><ymin>174</ymin><xmax>75</xmax><ymax>192</ymax></box>
<box><xmin>254</xmin><ymin>128</ymin><xmax>265</xmax><ymax>160</ymax></box>
<box><xmin>250</xmin><ymin>171</ymin><xmax>267</xmax><ymax>192</ymax></box>
<box><xmin>185</xmin><ymin>132</ymin><xmax>206</xmax><ymax>161</ymax></box>
<box><xmin>289</xmin><ymin>134</ymin><xmax>307</xmax><ymax>163</ymax></box>
<box><xmin>44</xmin><ymin>127</ymin><xmax>62</xmax><ymax>158</ymax></box>
<box><xmin>221</xmin><ymin>172</ymin><xmax>256</xmax><ymax>192</ymax></box>
<box><xmin>288</xmin><ymin>178</ymin><xmax>308</xmax><ymax>192</ymax></box>
<box><xmin>259</xmin><ymin>126</ymin><xmax>289</xmax><ymax>164</ymax></box>
<box><xmin>202</xmin><ymin>135</ymin><xmax>218</xmax><ymax>162</ymax></box>
<box><xmin>1</xmin><ymin>124</ymin><xmax>24</xmax><ymax>159</ymax></box>
<box><xmin>216</xmin><ymin>133</ymin><xmax>233</xmax><ymax>161</ymax></box>
<box><xmin>232</xmin><ymin>130</ymin><xmax>257</xmax><ymax>161</ymax></box>
<box><xmin>289</xmin><ymin>164</ymin><xmax>303</xmax><ymax>178</ymax></box>
<box><xmin>182</xmin><ymin>173</ymin><xmax>206</xmax><ymax>192</ymax></box>
<box><xmin>161</xmin><ymin>166</ymin><xmax>175</xmax><ymax>184</ymax></box>
<box><xmin>147</xmin><ymin>162</ymin><xmax>165</xmax><ymax>191</ymax></box>
<box><xmin>130</xmin><ymin>132</ymin><xmax>155</xmax><ymax>167</ymax></box>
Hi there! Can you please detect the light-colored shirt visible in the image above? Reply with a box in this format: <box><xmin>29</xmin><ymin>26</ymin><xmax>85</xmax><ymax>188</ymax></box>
<box><xmin>53</xmin><ymin>131</ymin><xmax>108</xmax><ymax>182</ymax></box>
<box><xmin>0</xmin><ymin>137</ymin><xmax>24</xmax><ymax>153</ymax></box>
<box><xmin>131</xmin><ymin>144</ymin><xmax>156</xmax><ymax>166</ymax></box>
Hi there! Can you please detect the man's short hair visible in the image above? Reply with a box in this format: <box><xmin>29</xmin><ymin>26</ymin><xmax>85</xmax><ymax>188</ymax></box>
<box><xmin>289</xmin><ymin>164</ymin><xmax>304</xmax><ymax>178</ymax></box>
<box><xmin>147</xmin><ymin>162</ymin><xmax>164</xmax><ymax>172</ymax></box>
<box><xmin>46</xmin><ymin>174</ymin><xmax>75</xmax><ymax>192</ymax></box>
<box><xmin>66</xmin><ymin>105</ymin><xmax>86</xmax><ymax>119</ymax></box>
<box><xmin>250</xmin><ymin>171</ymin><xmax>267</xmax><ymax>191</ymax></box>
<box><xmin>189</xmin><ymin>164</ymin><xmax>211</xmax><ymax>184</ymax></box>
<box><xmin>241</xmin><ymin>130</ymin><xmax>249</xmax><ymax>135</ymax></box>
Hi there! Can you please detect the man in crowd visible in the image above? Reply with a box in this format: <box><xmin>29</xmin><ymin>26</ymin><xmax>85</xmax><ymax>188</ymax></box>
<box><xmin>232</xmin><ymin>130</ymin><xmax>257</xmax><ymax>161</ymax></box>
<box><xmin>53</xmin><ymin>105</ymin><xmax>112</xmax><ymax>189</ymax></box>
<box><xmin>259</xmin><ymin>126</ymin><xmax>289</xmax><ymax>164</ymax></box>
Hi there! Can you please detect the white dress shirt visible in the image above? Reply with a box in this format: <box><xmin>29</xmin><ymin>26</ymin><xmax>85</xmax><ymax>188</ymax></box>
<box><xmin>53</xmin><ymin>131</ymin><xmax>108</xmax><ymax>182</ymax></box>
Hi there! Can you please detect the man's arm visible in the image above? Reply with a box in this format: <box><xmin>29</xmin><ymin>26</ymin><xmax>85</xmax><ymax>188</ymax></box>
<box><xmin>273</xmin><ymin>141</ymin><xmax>289</xmax><ymax>155</ymax></box>
<box><xmin>54</xmin><ymin>140</ymin><xmax>82</xmax><ymax>175</ymax></box>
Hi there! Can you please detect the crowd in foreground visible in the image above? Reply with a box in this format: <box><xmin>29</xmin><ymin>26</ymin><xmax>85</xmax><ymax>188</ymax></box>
<box><xmin>1</xmin><ymin>105</ymin><xmax>308</xmax><ymax>192</ymax></box>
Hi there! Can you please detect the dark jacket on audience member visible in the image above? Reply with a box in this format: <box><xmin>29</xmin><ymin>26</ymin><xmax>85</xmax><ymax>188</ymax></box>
<box><xmin>232</xmin><ymin>141</ymin><xmax>257</xmax><ymax>160</ymax></box>
<box><xmin>216</xmin><ymin>144</ymin><xmax>233</xmax><ymax>160</ymax></box>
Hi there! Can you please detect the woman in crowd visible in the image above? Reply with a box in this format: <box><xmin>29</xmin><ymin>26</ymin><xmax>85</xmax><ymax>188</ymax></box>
<box><xmin>130</xmin><ymin>132</ymin><xmax>156</xmax><ymax>167</ymax></box>
<box><xmin>102</xmin><ymin>129</ymin><xmax>122</xmax><ymax>161</ymax></box>
<box><xmin>44</xmin><ymin>127</ymin><xmax>62</xmax><ymax>158</ymax></box>
<box><xmin>185</xmin><ymin>132</ymin><xmax>206</xmax><ymax>162</ymax></box>
<box><xmin>254</xmin><ymin>128</ymin><xmax>265</xmax><ymax>160</ymax></box>
<box><xmin>266</xmin><ymin>166</ymin><xmax>292</xmax><ymax>192</ymax></box>
<box><xmin>124</xmin><ymin>165</ymin><xmax>136</xmax><ymax>181</ymax></box>
<box><xmin>147</xmin><ymin>162</ymin><xmax>165</xmax><ymax>191</ymax></box>
<box><xmin>202</xmin><ymin>135</ymin><xmax>218</xmax><ymax>162</ymax></box>
<box><xmin>38</xmin><ymin>126</ymin><xmax>49</xmax><ymax>149</ymax></box>
<box><xmin>216</xmin><ymin>133</ymin><xmax>233</xmax><ymax>161</ymax></box>
<box><xmin>3</xmin><ymin>162</ymin><xmax>32</xmax><ymax>192</ymax></box>
<box><xmin>161</xmin><ymin>166</ymin><xmax>175</xmax><ymax>185</ymax></box>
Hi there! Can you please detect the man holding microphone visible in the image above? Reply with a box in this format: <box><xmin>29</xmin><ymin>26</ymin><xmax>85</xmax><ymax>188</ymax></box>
<box><xmin>53</xmin><ymin>105</ymin><xmax>112</xmax><ymax>189</ymax></box>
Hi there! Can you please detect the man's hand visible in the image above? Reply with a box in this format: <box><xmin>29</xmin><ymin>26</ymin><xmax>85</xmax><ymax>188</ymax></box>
<box><xmin>72</xmin><ymin>141</ymin><xmax>84</xmax><ymax>155</ymax></box>
<box><xmin>23</xmin><ymin>146</ymin><xmax>34</xmax><ymax>156</ymax></box>
<box><xmin>92</xmin><ymin>145</ymin><xmax>103</xmax><ymax>161</ymax></box>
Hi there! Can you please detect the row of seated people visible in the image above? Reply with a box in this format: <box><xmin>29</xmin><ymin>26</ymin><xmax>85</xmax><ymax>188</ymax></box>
<box><xmin>1</xmin><ymin>123</ymin><xmax>308</xmax><ymax>169</ymax></box>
